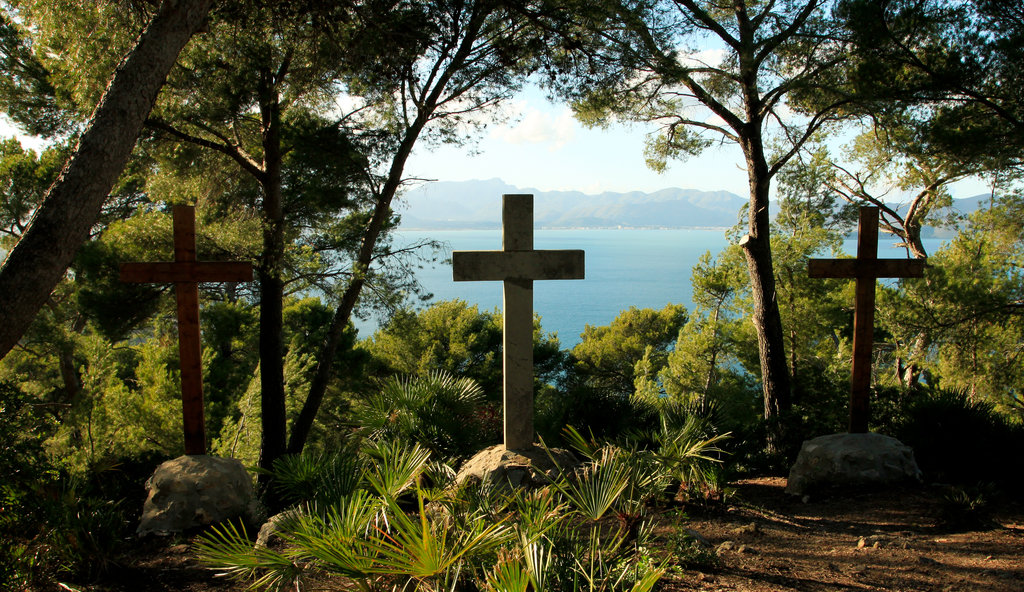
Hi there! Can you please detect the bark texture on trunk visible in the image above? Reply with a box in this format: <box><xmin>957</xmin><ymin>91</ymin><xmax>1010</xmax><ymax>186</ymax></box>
<box><xmin>740</xmin><ymin>134</ymin><xmax>792</xmax><ymax>448</ymax></box>
<box><xmin>741</xmin><ymin>230</ymin><xmax>792</xmax><ymax>420</ymax></box>
<box><xmin>0</xmin><ymin>0</ymin><xmax>213</xmax><ymax>359</ymax></box>
<box><xmin>256</xmin><ymin>74</ymin><xmax>288</xmax><ymax>479</ymax></box>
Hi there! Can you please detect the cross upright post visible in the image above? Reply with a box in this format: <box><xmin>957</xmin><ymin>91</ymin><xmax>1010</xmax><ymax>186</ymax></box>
<box><xmin>453</xmin><ymin>194</ymin><xmax>585</xmax><ymax>450</ymax></box>
<box><xmin>120</xmin><ymin>206</ymin><xmax>253</xmax><ymax>455</ymax></box>
<box><xmin>808</xmin><ymin>206</ymin><xmax>926</xmax><ymax>433</ymax></box>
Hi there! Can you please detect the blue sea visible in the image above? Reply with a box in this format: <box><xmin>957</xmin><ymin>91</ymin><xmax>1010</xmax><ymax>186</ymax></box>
<box><xmin>355</xmin><ymin>229</ymin><xmax>944</xmax><ymax>348</ymax></box>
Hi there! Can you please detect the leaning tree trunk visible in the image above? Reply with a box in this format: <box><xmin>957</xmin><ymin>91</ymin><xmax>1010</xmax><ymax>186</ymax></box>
<box><xmin>0</xmin><ymin>0</ymin><xmax>213</xmax><ymax>360</ymax></box>
<box><xmin>286</xmin><ymin>13</ymin><xmax>488</xmax><ymax>455</ymax></box>
<box><xmin>286</xmin><ymin>118</ymin><xmax>426</xmax><ymax>455</ymax></box>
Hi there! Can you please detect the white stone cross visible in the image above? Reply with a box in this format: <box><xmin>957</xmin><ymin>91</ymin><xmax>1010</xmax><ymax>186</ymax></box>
<box><xmin>453</xmin><ymin>194</ymin><xmax>585</xmax><ymax>450</ymax></box>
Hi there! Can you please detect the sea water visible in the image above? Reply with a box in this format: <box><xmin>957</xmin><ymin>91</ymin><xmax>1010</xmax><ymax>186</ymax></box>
<box><xmin>355</xmin><ymin>229</ymin><xmax>946</xmax><ymax>348</ymax></box>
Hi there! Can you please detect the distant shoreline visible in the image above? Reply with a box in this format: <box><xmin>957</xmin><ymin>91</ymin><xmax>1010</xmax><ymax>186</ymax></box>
<box><xmin>396</xmin><ymin>225</ymin><xmax>733</xmax><ymax>231</ymax></box>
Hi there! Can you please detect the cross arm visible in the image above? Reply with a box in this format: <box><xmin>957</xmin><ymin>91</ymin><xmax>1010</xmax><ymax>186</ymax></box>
<box><xmin>808</xmin><ymin>258</ymin><xmax>926</xmax><ymax>279</ymax></box>
<box><xmin>453</xmin><ymin>250</ymin><xmax>585</xmax><ymax>282</ymax></box>
<box><xmin>120</xmin><ymin>261</ymin><xmax>254</xmax><ymax>283</ymax></box>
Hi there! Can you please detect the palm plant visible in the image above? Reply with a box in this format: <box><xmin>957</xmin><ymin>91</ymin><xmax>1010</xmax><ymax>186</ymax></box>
<box><xmin>353</xmin><ymin>370</ymin><xmax>487</xmax><ymax>461</ymax></box>
<box><xmin>194</xmin><ymin>519</ymin><xmax>309</xmax><ymax>592</ymax></box>
<box><xmin>197</xmin><ymin>393</ymin><xmax>674</xmax><ymax>592</ymax></box>
<box><xmin>361</xmin><ymin>486</ymin><xmax>512</xmax><ymax>591</ymax></box>
<box><xmin>197</xmin><ymin>439</ymin><xmax>513</xmax><ymax>592</ymax></box>
<box><xmin>510</xmin><ymin>487</ymin><xmax>566</xmax><ymax>545</ymax></box>
<box><xmin>560</xmin><ymin>426</ymin><xmax>669</xmax><ymax>529</ymax></box>
<box><xmin>553</xmin><ymin>446</ymin><xmax>631</xmax><ymax>523</ymax></box>
<box><xmin>362</xmin><ymin>439</ymin><xmax>432</xmax><ymax>499</ymax></box>
<box><xmin>655</xmin><ymin>414</ymin><xmax>729</xmax><ymax>487</ymax></box>
<box><xmin>521</xmin><ymin>444</ymin><xmax>668</xmax><ymax>592</ymax></box>
<box><xmin>617</xmin><ymin>402</ymin><xmax>731</xmax><ymax>502</ymax></box>
<box><xmin>285</xmin><ymin>490</ymin><xmax>384</xmax><ymax>585</ymax></box>
<box><xmin>269</xmin><ymin>448</ymin><xmax>362</xmax><ymax>507</ymax></box>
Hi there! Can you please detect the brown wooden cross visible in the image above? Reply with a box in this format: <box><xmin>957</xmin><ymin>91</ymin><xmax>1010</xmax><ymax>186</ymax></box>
<box><xmin>808</xmin><ymin>206</ymin><xmax>925</xmax><ymax>433</ymax></box>
<box><xmin>453</xmin><ymin>194</ymin><xmax>585</xmax><ymax>450</ymax></box>
<box><xmin>120</xmin><ymin>206</ymin><xmax>252</xmax><ymax>455</ymax></box>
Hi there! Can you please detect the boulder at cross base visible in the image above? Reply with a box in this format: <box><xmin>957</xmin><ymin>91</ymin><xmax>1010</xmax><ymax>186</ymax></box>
<box><xmin>456</xmin><ymin>444</ymin><xmax>579</xmax><ymax>492</ymax></box>
<box><xmin>138</xmin><ymin>455</ymin><xmax>259</xmax><ymax>536</ymax></box>
<box><xmin>785</xmin><ymin>433</ymin><xmax>922</xmax><ymax>497</ymax></box>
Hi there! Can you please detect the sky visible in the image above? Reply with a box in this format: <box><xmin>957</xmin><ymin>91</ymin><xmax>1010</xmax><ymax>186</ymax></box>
<box><xmin>2</xmin><ymin>87</ymin><xmax>991</xmax><ymax>201</ymax></box>
<box><xmin>1</xmin><ymin>94</ymin><xmax>755</xmax><ymax>195</ymax></box>
<box><xmin>405</xmin><ymin>88</ymin><xmax>753</xmax><ymax>197</ymax></box>
<box><xmin>404</xmin><ymin>85</ymin><xmax>992</xmax><ymax>201</ymax></box>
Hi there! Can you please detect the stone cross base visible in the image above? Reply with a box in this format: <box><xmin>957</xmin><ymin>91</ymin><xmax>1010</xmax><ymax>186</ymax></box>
<box><xmin>455</xmin><ymin>444</ymin><xmax>580</xmax><ymax>493</ymax></box>
<box><xmin>785</xmin><ymin>433</ymin><xmax>922</xmax><ymax>497</ymax></box>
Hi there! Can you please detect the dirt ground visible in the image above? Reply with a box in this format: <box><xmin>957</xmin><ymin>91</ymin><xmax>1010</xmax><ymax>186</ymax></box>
<box><xmin>61</xmin><ymin>478</ymin><xmax>1024</xmax><ymax>592</ymax></box>
<box><xmin>666</xmin><ymin>478</ymin><xmax>1024</xmax><ymax>592</ymax></box>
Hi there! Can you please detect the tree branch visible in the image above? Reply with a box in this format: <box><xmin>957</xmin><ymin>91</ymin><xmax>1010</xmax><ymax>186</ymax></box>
<box><xmin>145</xmin><ymin>117</ymin><xmax>265</xmax><ymax>180</ymax></box>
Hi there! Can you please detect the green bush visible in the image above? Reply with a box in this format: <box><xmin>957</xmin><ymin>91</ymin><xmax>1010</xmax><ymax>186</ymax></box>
<box><xmin>0</xmin><ymin>383</ymin><xmax>146</xmax><ymax>588</ymax></box>
<box><xmin>895</xmin><ymin>388</ymin><xmax>1024</xmax><ymax>488</ymax></box>
<box><xmin>37</xmin><ymin>483</ymin><xmax>131</xmax><ymax>580</ymax></box>
<box><xmin>937</xmin><ymin>483</ymin><xmax>998</xmax><ymax>531</ymax></box>
<box><xmin>352</xmin><ymin>370</ymin><xmax>494</xmax><ymax>462</ymax></box>
<box><xmin>1</xmin><ymin>474</ymin><xmax>134</xmax><ymax>588</ymax></box>
<box><xmin>536</xmin><ymin>385</ymin><xmax>658</xmax><ymax>446</ymax></box>
<box><xmin>667</xmin><ymin>524</ymin><xmax>721</xmax><ymax>571</ymax></box>
<box><xmin>197</xmin><ymin>439</ymin><xmax>669</xmax><ymax>592</ymax></box>
<box><xmin>269</xmin><ymin>449</ymin><xmax>362</xmax><ymax>507</ymax></box>
<box><xmin>0</xmin><ymin>382</ymin><xmax>56</xmax><ymax>515</ymax></box>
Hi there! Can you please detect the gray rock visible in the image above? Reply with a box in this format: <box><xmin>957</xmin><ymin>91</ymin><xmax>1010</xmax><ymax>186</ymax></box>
<box><xmin>785</xmin><ymin>433</ymin><xmax>922</xmax><ymax>496</ymax></box>
<box><xmin>455</xmin><ymin>444</ymin><xmax>579</xmax><ymax>493</ymax></box>
<box><xmin>857</xmin><ymin>535</ymin><xmax>888</xmax><ymax>548</ymax></box>
<box><xmin>731</xmin><ymin>522</ymin><xmax>762</xmax><ymax>536</ymax></box>
<box><xmin>138</xmin><ymin>455</ymin><xmax>257</xmax><ymax>536</ymax></box>
<box><xmin>256</xmin><ymin>509</ymin><xmax>302</xmax><ymax>549</ymax></box>
<box><xmin>682</xmin><ymin>528</ymin><xmax>713</xmax><ymax>548</ymax></box>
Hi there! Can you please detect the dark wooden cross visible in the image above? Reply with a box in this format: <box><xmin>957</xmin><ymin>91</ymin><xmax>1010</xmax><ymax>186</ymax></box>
<box><xmin>120</xmin><ymin>206</ymin><xmax>253</xmax><ymax>455</ymax></box>
<box><xmin>808</xmin><ymin>206</ymin><xmax>925</xmax><ymax>433</ymax></box>
<box><xmin>452</xmin><ymin>194</ymin><xmax>585</xmax><ymax>450</ymax></box>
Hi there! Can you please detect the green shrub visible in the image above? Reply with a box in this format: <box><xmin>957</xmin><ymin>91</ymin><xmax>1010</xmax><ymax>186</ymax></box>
<box><xmin>0</xmin><ymin>381</ymin><xmax>141</xmax><ymax>589</ymax></box>
<box><xmin>352</xmin><ymin>370</ymin><xmax>493</xmax><ymax>462</ymax></box>
<box><xmin>269</xmin><ymin>449</ymin><xmax>361</xmax><ymax>507</ymax></box>
<box><xmin>536</xmin><ymin>385</ymin><xmax>658</xmax><ymax>448</ymax></box>
<box><xmin>667</xmin><ymin>524</ymin><xmax>720</xmax><ymax>571</ymax></box>
<box><xmin>895</xmin><ymin>388</ymin><xmax>1024</xmax><ymax>488</ymax></box>
<box><xmin>0</xmin><ymin>382</ymin><xmax>57</xmax><ymax>521</ymax></box>
<box><xmin>0</xmin><ymin>538</ymin><xmax>34</xmax><ymax>591</ymax></box>
<box><xmin>38</xmin><ymin>483</ymin><xmax>130</xmax><ymax>580</ymax></box>
<box><xmin>197</xmin><ymin>438</ymin><xmax>669</xmax><ymax>592</ymax></box>
<box><xmin>937</xmin><ymin>483</ymin><xmax>998</xmax><ymax>531</ymax></box>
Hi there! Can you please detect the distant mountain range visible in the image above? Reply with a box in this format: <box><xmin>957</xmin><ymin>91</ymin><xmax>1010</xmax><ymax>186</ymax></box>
<box><xmin>396</xmin><ymin>179</ymin><xmax>748</xmax><ymax>229</ymax></box>
<box><xmin>395</xmin><ymin>178</ymin><xmax>989</xmax><ymax>231</ymax></box>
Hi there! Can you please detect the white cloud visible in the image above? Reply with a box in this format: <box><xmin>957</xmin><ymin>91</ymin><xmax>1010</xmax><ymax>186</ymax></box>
<box><xmin>706</xmin><ymin>113</ymin><xmax>728</xmax><ymax>127</ymax></box>
<box><xmin>677</xmin><ymin>48</ymin><xmax>728</xmax><ymax>69</ymax></box>
<box><xmin>0</xmin><ymin>115</ymin><xmax>49</xmax><ymax>152</ymax></box>
<box><xmin>490</xmin><ymin>107</ymin><xmax>577</xmax><ymax>151</ymax></box>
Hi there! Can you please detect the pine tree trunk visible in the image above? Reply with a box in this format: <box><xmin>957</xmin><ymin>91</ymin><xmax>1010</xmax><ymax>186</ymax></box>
<box><xmin>0</xmin><ymin>0</ymin><xmax>212</xmax><ymax>360</ymax></box>
<box><xmin>256</xmin><ymin>75</ymin><xmax>288</xmax><ymax>485</ymax></box>
<box><xmin>740</xmin><ymin>136</ymin><xmax>792</xmax><ymax>452</ymax></box>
